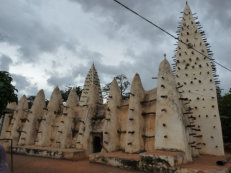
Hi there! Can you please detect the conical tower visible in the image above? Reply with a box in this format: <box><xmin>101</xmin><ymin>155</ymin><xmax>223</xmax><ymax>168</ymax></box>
<box><xmin>12</xmin><ymin>95</ymin><xmax>28</xmax><ymax>145</ymax></box>
<box><xmin>125</xmin><ymin>74</ymin><xmax>145</xmax><ymax>153</ymax></box>
<box><xmin>18</xmin><ymin>90</ymin><xmax>46</xmax><ymax>146</ymax></box>
<box><xmin>36</xmin><ymin>87</ymin><xmax>63</xmax><ymax>147</ymax></box>
<box><xmin>56</xmin><ymin>89</ymin><xmax>79</xmax><ymax>149</ymax></box>
<box><xmin>76</xmin><ymin>80</ymin><xmax>100</xmax><ymax>153</ymax></box>
<box><xmin>174</xmin><ymin>3</ymin><xmax>224</xmax><ymax>156</ymax></box>
<box><xmin>103</xmin><ymin>79</ymin><xmax>121</xmax><ymax>152</ymax></box>
<box><xmin>79</xmin><ymin>64</ymin><xmax>103</xmax><ymax>106</ymax></box>
<box><xmin>155</xmin><ymin>58</ymin><xmax>192</xmax><ymax>162</ymax></box>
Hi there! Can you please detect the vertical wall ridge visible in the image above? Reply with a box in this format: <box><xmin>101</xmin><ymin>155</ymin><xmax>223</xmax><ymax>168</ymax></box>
<box><xmin>11</xmin><ymin>95</ymin><xmax>28</xmax><ymax>146</ymax></box>
<box><xmin>36</xmin><ymin>87</ymin><xmax>63</xmax><ymax>147</ymax></box>
<box><xmin>155</xmin><ymin>58</ymin><xmax>192</xmax><ymax>162</ymax></box>
<box><xmin>103</xmin><ymin>79</ymin><xmax>121</xmax><ymax>152</ymax></box>
<box><xmin>18</xmin><ymin>90</ymin><xmax>46</xmax><ymax>146</ymax></box>
<box><xmin>56</xmin><ymin>89</ymin><xmax>79</xmax><ymax>148</ymax></box>
<box><xmin>76</xmin><ymin>81</ymin><xmax>99</xmax><ymax>153</ymax></box>
<box><xmin>125</xmin><ymin>74</ymin><xmax>145</xmax><ymax>153</ymax></box>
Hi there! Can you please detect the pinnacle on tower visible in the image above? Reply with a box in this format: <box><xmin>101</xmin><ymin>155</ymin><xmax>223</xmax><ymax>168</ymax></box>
<box><xmin>164</xmin><ymin>53</ymin><xmax>167</xmax><ymax>59</ymax></box>
<box><xmin>79</xmin><ymin>64</ymin><xmax>103</xmax><ymax>106</ymax></box>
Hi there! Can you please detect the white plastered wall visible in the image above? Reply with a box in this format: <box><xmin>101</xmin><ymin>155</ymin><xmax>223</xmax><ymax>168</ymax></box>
<box><xmin>175</xmin><ymin>4</ymin><xmax>224</xmax><ymax>156</ymax></box>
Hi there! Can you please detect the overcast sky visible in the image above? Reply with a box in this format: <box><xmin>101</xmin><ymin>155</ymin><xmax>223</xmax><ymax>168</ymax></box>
<box><xmin>0</xmin><ymin>0</ymin><xmax>230</xmax><ymax>99</ymax></box>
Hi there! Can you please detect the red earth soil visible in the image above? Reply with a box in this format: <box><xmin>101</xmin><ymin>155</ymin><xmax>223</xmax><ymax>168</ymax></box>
<box><xmin>6</xmin><ymin>154</ymin><xmax>140</xmax><ymax>173</ymax></box>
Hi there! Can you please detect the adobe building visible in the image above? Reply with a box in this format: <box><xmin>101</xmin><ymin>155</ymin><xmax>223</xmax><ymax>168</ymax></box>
<box><xmin>0</xmin><ymin>3</ymin><xmax>230</xmax><ymax>173</ymax></box>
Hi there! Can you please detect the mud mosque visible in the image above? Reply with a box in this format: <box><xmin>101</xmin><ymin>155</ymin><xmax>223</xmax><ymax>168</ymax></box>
<box><xmin>0</xmin><ymin>3</ymin><xmax>230</xmax><ymax>173</ymax></box>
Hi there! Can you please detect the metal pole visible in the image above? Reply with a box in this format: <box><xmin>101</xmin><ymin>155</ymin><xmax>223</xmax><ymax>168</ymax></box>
<box><xmin>10</xmin><ymin>139</ymin><xmax>13</xmax><ymax>173</ymax></box>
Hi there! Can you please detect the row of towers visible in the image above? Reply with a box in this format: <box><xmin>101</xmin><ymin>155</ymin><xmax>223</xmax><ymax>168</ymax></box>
<box><xmin>1</xmin><ymin>65</ymin><xmax>103</xmax><ymax>151</ymax></box>
<box><xmin>0</xmin><ymin>3</ymin><xmax>225</xmax><ymax>163</ymax></box>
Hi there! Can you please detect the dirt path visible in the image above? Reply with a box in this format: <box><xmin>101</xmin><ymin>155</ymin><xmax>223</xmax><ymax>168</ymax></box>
<box><xmin>7</xmin><ymin>154</ymin><xmax>140</xmax><ymax>173</ymax></box>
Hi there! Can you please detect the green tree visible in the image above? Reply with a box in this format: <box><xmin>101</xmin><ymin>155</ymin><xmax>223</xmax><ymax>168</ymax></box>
<box><xmin>61</xmin><ymin>86</ymin><xmax>82</xmax><ymax>102</ymax></box>
<box><xmin>102</xmin><ymin>74</ymin><xmax>130</xmax><ymax>101</ymax></box>
<box><xmin>27</xmin><ymin>95</ymin><xmax>49</xmax><ymax>109</ymax></box>
<box><xmin>219</xmin><ymin>89</ymin><xmax>231</xmax><ymax>142</ymax></box>
<box><xmin>0</xmin><ymin>71</ymin><xmax>18</xmax><ymax>116</ymax></box>
<box><xmin>27</xmin><ymin>95</ymin><xmax>36</xmax><ymax>109</ymax></box>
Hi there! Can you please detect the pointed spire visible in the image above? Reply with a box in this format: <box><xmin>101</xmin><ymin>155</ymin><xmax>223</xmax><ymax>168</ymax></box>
<box><xmin>66</xmin><ymin>89</ymin><xmax>78</xmax><ymax>107</ymax></box>
<box><xmin>18</xmin><ymin>95</ymin><xmax>27</xmax><ymax>109</ymax></box>
<box><xmin>32</xmin><ymin>90</ymin><xmax>45</xmax><ymax>106</ymax></box>
<box><xmin>164</xmin><ymin>53</ymin><xmax>167</xmax><ymax>60</ymax></box>
<box><xmin>183</xmin><ymin>1</ymin><xmax>192</xmax><ymax>15</ymax></box>
<box><xmin>48</xmin><ymin>86</ymin><xmax>63</xmax><ymax>111</ymax></box>
<box><xmin>90</xmin><ymin>63</ymin><xmax>95</xmax><ymax>71</ymax></box>
<box><xmin>110</xmin><ymin>79</ymin><xmax>121</xmax><ymax>96</ymax></box>
<box><xmin>131</xmin><ymin>73</ymin><xmax>144</xmax><ymax>91</ymax></box>
<box><xmin>160</xmin><ymin>58</ymin><xmax>171</xmax><ymax>74</ymax></box>
<box><xmin>79</xmin><ymin>64</ymin><xmax>103</xmax><ymax>106</ymax></box>
<box><xmin>108</xmin><ymin>78</ymin><xmax>121</xmax><ymax>103</ymax></box>
<box><xmin>31</xmin><ymin>89</ymin><xmax>46</xmax><ymax>113</ymax></box>
<box><xmin>15</xmin><ymin>94</ymin><xmax>28</xmax><ymax>117</ymax></box>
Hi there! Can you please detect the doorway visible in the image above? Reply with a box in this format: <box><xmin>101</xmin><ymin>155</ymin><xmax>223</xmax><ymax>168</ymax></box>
<box><xmin>92</xmin><ymin>133</ymin><xmax>102</xmax><ymax>153</ymax></box>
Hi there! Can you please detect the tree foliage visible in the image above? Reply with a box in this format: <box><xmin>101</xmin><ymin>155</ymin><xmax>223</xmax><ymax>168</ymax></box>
<box><xmin>61</xmin><ymin>86</ymin><xmax>82</xmax><ymax>102</ymax></box>
<box><xmin>27</xmin><ymin>95</ymin><xmax>36</xmax><ymax>109</ymax></box>
<box><xmin>219</xmin><ymin>89</ymin><xmax>231</xmax><ymax>142</ymax></box>
<box><xmin>102</xmin><ymin>74</ymin><xmax>130</xmax><ymax>101</ymax></box>
<box><xmin>0</xmin><ymin>71</ymin><xmax>18</xmax><ymax>115</ymax></box>
<box><xmin>27</xmin><ymin>95</ymin><xmax>49</xmax><ymax>109</ymax></box>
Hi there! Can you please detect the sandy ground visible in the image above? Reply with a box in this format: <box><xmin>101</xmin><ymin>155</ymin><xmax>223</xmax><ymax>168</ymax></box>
<box><xmin>6</xmin><ymin>152</ymin><xmax>231</xmax><ymax>173</ymax></box>
<box><xmin>6</xmin><ymin>154</ymin><xmax>140</xmax><ymax>173</ymax></box>
<box><xmin>179</xmin><ymin>154</ymin><xmax>231</xmax><ymax>170</ymax></box>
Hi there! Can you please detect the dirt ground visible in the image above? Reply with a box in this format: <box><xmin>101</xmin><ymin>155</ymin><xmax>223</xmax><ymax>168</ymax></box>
<box><xmin>179</xmin><ymin>153</ymin><xmax>231</xmax><ymax>170</ymax></box>
<box><xmin>6</xmin><ymin>154</ymin><xmax>140</xmax><ymax>173</ymax></box>
<box><xmin>6</xmin><ymin>152</ymin><xmax>231</xmax><ymax>173</ymax></box>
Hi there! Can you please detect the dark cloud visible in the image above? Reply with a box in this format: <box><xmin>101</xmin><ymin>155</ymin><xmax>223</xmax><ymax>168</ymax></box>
<box><xmin>0</xmin><ymin>54</ymin><xmax>39</xmax><ymax>97</ymax></box>
<box><xmin>47</xmin><ymin>75</ymin><xmax>74</xmax><ymax>88</ymax></box>
<box><xmin>12</xmin><ymin>74</ymin><xmax>38</xmax><ymax>97</ymax></box>
<box><xmin>71</xmin><ymin>0</ymin><xmax>180</xmax><ymax>44</ymax></box>
<box><xmin>0</xmin><ymin>54</ymin><xmax>13</xmax><ymax>71</ymax></box>
<box><xmin>77</xmin><ymin>47</ymin><xmax>103</xmax><ymax>62</ymax></box>
<box><xmin>202</xmin><ymin>0</ymin><xmax>231</xmax><ymax>27</ymax></box>
<box><xmin>47</xmin><ymin>47</ymin><xmax>105</xmax><ymax>89</ymax></box>
<box><xmin>61</xmin><ymin>47</ymin><xmax>163</xmax><ymax>91</ymax></box>
<box><xmin>68</xmin><ymin>0</ymin><xmax>231</xmax><ymax>93</ymax></box>
<box><xmin>0</xmin><ymin>0</ymin><xmax>78</xmax><ymax>62</ymax></box>
<box><xmin>0</xmin><ymin>0</ymin><xmax>230</xmax><ymax>98</ymax></box>
<box><xmin>12</xmin><ymin>74</ymin><xmax>31</xmax><ymax>90</ymax></box>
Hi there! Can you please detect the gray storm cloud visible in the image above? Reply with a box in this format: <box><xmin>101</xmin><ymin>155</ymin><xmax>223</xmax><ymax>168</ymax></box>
<box><xmin>0</xmin><ymin>0</ymin><xmax>78</xmax><ymax>62</ymax></box>
<box><xmin>0</xmin><ymin>54</ymin><xmax>13</xmax><ymax>71</ymax></box>
<box><xmin>0</xmin><ymin>0</ymin><xmax>230</xmax><ymax>98</ymax></box>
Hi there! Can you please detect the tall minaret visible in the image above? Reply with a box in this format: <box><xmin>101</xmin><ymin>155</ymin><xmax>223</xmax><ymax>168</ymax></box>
<box><xmin>174</xmin><ymin>3</ymin><xmax>224</xmax><ymax>156</ymax></box>
<box><xmin>79</xmin><ymin>64</ymin><xmax>103</xmax><ymax>106</ymax></box>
